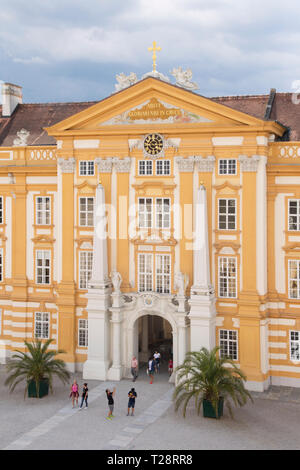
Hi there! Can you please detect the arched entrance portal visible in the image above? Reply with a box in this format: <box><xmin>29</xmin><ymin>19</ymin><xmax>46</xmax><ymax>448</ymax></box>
<box><xmin>132</xmin><ymin>313</ymin><xmax>174</xmax><ymax>377</ymax></box>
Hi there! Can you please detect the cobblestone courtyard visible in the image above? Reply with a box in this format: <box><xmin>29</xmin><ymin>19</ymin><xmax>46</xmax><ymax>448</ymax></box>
<box><xmin>1</xmin><ymin>364</ymin><xmax>300</xmax><ymax>450</ymax></box>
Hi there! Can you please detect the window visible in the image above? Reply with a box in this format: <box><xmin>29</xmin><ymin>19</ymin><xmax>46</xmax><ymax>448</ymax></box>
<box><xmin>288</xmin><ymin>200</ymin><xmax>300</xmax><ymax>231</ymax></box>
<box><xmin>218</xmin><ymin>199</ymin><xmax>236</xmax><ymax>230</ymax></box>
<box><xmin>156</xmin><ymin>198</ymin><xmax>170</xmax><ymax>229</ymax></box>
<box><xmin>0</xmin><ymin>309</ymin><xmax>2</xmax><ymax>335</ymax></box>
<box><xmin>0</xmin><ymin>249</ymin><xmax>3</xmax><ymax>282</ymax></box>
<box><xmin>78</xmin><ymin>319</ymin><xmax>88</xmax><ymax>347</ymax></box>
<box><xmin>138</xmin><ymin>160</ymin><xmax>153</xmax><ymax>176</ymax></box>
<box><xmin>79</xmin><ymin>197</ymin><xmax>94</xmax><ymax>227</ymax></box>
<box><xmin>138</xmin><ymin>253</ymin><xmax>153</xmax><ymax>292</ymax></box>
<box><xmin>138</xmin><ymin>198</ymin><xmax>153</xmax><ymax>228</ymax></box>
<box><xmin>156</xmin><ymin>160</ymin><xmax>170</xmax><ymax>175</ymax></box>
<box><xmin>288</xmin><ymin>259</ymin><xmax>300</xmax><ymax>298</ymax></box>
<box><xmin>219</xmin><ymin>159</ymin><xmax>237</xmax><ymax>175</ymax></box>
<box><xmin>156</xmin><ymin>254</ymin><xmax>171</xmax><ymax>293</ymax></box>
<box><xmin>219</xmin><ymin>329</ymin><xmax>238</xmax><ymax>360</ymax></box>
<box><xmin>79</xmin><ymin>252</ymin><xmax>93</xmax><ymax>289</ymax></box>
<box><xmin>0</xmin><ymin>196</ymin><xmax>3</xmax><ymax>224</ymax></box>
<box><xmin>218</xmin><ymin>257</ymin><xmax>237</xmax><ymax>298</ymax></box>
<box><xmin>36</xmin><ymin>196</ymin><xmax>51</xmax><ymax>225</ymax></box>
<box><xmin>79</xmin><ymin>161</ymin><xmax>95</xmax><ymax>176</ymax></box>
<box><xmin>36</xmin><ymin>250</ymin><xmax>51</xmax><ymax>284</ymax></box>
<box><xmin>35</xmin><ymin>312</ymin><xmax>50</xmax><ymax>339</ymax></box>
<box><xmin>290</xmin><ymin>331</ymin><xmax>300</xmax><ymax>361</ymax></box>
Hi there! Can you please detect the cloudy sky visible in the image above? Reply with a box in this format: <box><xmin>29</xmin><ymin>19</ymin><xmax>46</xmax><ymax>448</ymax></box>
<box><xmin>0</xmin><ymin>0</ymin><xmax>300</xmax><ymax>104</ymax></box>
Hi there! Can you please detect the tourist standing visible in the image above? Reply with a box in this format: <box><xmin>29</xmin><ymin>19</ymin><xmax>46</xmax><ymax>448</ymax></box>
<box><xmin>106</xmin><ymin>387</ymin><xmax>116</xmax><ymax>419</ymax></box>
<box><xmin>154</xmin><ymin>350</ymin><xmax>161</xmax><ymax>373</ymax></box>
<box><xmin>168</xmin><ymin>358</ymin><xmax>173</xmax><ymax>376</ymax></box>
<box><xmin>127</xmin><ymin>388</ymin><xmax>137</xmax><ymax>416</ymax></box>
<box><xmin>148</xmin><ymin>357</ymin><xmax>155</xmax><ymax>384</ymax></box>
<box><xmin>79</xmin><ymin>383</ymin><xmax>88</xmax><ymax>409</ymax></box>
<box><xmin>70</xmin><ymin>380</ymin><xmax>79</xmax><ymax>408</ymax></box>
<box><xmin>131</xmin><ymin>356</ymin><xmax>138</xmax><ymax>382</ymax></box>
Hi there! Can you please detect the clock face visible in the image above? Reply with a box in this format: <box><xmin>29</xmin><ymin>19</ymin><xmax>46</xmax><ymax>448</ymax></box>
<box><xmin>144</xmin><ymin>134</ymin><xmax>163</xmax><ymax>156</ymax></box>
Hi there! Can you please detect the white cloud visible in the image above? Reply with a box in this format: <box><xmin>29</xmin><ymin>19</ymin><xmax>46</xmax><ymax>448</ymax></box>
<box><xmin>0</xmin><ymin>0</ymin><xmax>300</xmax><ymax>100</ymax></box>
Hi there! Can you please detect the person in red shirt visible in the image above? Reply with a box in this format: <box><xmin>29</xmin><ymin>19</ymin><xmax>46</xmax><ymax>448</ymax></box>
<box><xmin>168</xmin><ymin>358</ymin><xmax>173</xmax><ymax>376</ymax></box>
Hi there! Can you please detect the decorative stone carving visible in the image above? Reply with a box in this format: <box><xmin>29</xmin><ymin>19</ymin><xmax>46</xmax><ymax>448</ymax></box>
<box><xmin>13</xmin><ymin>128</ymin><xmax>30</xmax><ymax>146</ymax></box>
<box><xmin>175</xmin><ymin>272</ymin><xmax>189</xmax><ymax>296</ymax></box>
<box><xmin>115</xmin><ymin>72</ymin><xmax>138</xmax><ymax>92</ymax></box>
<box><xmin>170</xmin><ymin>67</ymin><xmax>198</xmax><ymax>90</ymax></box>
<box><xmin>165</xmin><ymin>138</ymin><xmax>181</xmax><ymax>150</ymax></box>
<box><xmin>239</xmin><ymin>155</ymin><xmax>260</xmax><ymax>172</ymax></box>
<box><xmin>110</xmin><ymin>270</ymin><xmax>122</xmax><ymax>293</ymax></box>
<box><xmin>141</xmin><ymin>70</ymin><xmax>170</xmax><ymax>83</ymax></box>
<box><xmin>195</xmin><ymin>155</ymin><xmax>215</xmax><ymax>172</ymax></box>
<box><xmin>113</xmin><ymin>157</ymin><xmax>131</xmax><ymax>173</ymax></box>
<box><xmin>57</xmin><ymin>157</ymin><xmax>76</xmax><ymax>173</ymax></box>
<box><xmin>174</xmin><ymin>156</ymin><xmax>195</xmax><ymax>172</ymax></box>
<box><xmin>128</xmin><ymin>139</ymin><xmax>143</xmax><ymax>151</ymax></box>
<box><xmin>95</xmin><ymin>157</ymin><xmax>113</xmax><ymax>173</ymax></box>
<box><xmin>140</xmin><ymin>293</ymin><xmax>159</xmax><ymax>308</ymax></box>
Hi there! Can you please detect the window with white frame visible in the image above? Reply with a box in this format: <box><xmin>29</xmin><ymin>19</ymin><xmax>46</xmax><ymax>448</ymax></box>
<box><xmin>138</xmin><ymin>198</ymin><xmax>153</xmax><ymax>228</ymax></box>
<box><xmin>288</xmin><ymin>259</ymin><xmax>300</xmax><ymax>298</ymax></box>
<box><xmin>78</xmin><ymin>319</ymin><xmax>88</xmax><ymax>347</ymax></box>
<box><xmin>156</xmin><ymin>160</ymin><xmax>170</xmax><ymax>175</ymax></box>
<box><xmin>79</xmin><ymin>251</ymin><xmax>93</xmax><ymax>289</ymax></box>
<box><xmin>138</xmin><ymin>253</ymin><xmax>153</xmax><ymax>292</ymax></box>
<box><xmin>34</xmin><ymin>312</ymin><xmax>50</xmax><ymax>339</ymax></box>
<box><xmin>36</xmin><ymin>196</ymin><xmax>51</xmax><ymax>225</ymax></box>
<box><xmin>288</xmin><ymin>200</ymin><xmax>300</xmax><ymax>231</ymax></box>
<box><xmin>156</xmin><ymin>198</ymin><xmax>170</xmax><ymax>229</ymax></box>
<box><xmin>219</xmin><ymin>329</ymin><xmax>238</xmax><ymax>360</ymax></box>
<box><xmin>79</xmin><ymin>197</ymin><xmax>94</xmax><ymax>227</ymax></box>
<box><xmin>156</xmin><ymin>254</ymin><xmax>171</xmax><ymax>293</ymax></box>
<box><xmin>218</xmin><ymin>199</ymin><xmax>236</xmax><ymax>230</ymax></box>
<box><xmin>0</xmin><ymin>249</ymin><xmax>3</xmax><ymax>282</ymax></box>
<box><xmin>290</xmin><ymin>331</ymin><xmax>300</xmax><ymax>361</ymax></box>
<box><xmin>79</xmin><ymin>161</ymin><xmax>95</xmax><ymax>176</ymax></box>
<box><xmin>0</xmin><ymin>196</ymin><xmax>3</xmax><ymax>224</ymax></box>
<box><xmin>219</xmin><ymin>159</ymin><xmax>237</xmax><ymax>175</ymax></box>
<box><xmin>36</xmin><ymin>250</ymin><xmax>51</xmax><ymax>284</ymax></box>
<box><xmin>138</xmin><ymin>160</ymin><xmax>153</xmax><ymax>176</ymax></box>
<box><xmin>218</xmin><ymin>257</ymin><xmax>237</xmax><ymax>298</ymax></box>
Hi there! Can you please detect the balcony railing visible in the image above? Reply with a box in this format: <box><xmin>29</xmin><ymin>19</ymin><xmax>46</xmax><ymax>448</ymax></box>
<box><xmin>269</xmin><ymin>142</ymin><xmax>300</xmax><ymax>162</ymax></box>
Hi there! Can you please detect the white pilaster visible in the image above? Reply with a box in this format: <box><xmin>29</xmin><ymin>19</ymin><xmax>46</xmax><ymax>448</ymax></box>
<box><xmin>189</xmin><ymin>184</ymin><xmax>216</xmax><ymax>351</ymax></box>
<box><xmin>83</xmin><ymin>183</ymin><xmax>112</xmax><ymax>380</ymax></box>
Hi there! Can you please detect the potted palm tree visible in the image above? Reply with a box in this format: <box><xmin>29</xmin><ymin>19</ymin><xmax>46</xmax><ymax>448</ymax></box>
<box><xmin>173</xmin><ymin>347</ymin><xmax>253</xmax><ymax>419</ymax></box>
<box><xmin>5</xmin><ymin>339</ymin><xmax>71</xmax><ymax>398</ymax></box>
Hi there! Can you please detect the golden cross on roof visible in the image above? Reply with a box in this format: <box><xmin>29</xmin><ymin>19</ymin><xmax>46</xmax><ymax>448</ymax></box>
<box><xmin>148</xmin><ymin>41</ymin><xmax>161</xmax><ymax>72</ymax></box>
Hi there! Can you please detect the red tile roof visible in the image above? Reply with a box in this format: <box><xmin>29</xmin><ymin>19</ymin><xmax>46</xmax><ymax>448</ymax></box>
<box><xmin>0</xmin><ymin>88</ymin><xmax>298</xmax><ymax>146</ymax></box>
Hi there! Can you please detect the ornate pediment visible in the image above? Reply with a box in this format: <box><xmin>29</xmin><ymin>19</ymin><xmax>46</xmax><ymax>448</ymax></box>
<box><xmin>100</xmin><ymin>98</ymin><xmax>214</xmax><ymax>126</ymax></box>
<box><xmin>75</xmin><ymin>181</ymin><xmax>97</xmax><ymax>193</ymax></box>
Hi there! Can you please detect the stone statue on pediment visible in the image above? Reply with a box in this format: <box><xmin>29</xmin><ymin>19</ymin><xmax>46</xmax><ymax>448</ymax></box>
<box><xmin>13</xmin><ymin>128</ymin><xmax>30</xmax><ymax>146</ymax></box>
<box><xmin>115</xmin><ymin>72</ymin><xmax>138</xmax><ymax>92</ymax></box>
<box><xmin>170</xmin><ymin>67</ymin><xmax>198</xmax><ymax>91</ymax></box>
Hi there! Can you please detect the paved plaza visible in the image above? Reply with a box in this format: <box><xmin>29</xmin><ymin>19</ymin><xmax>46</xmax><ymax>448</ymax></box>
<box><xmin>1</xmin><ymin>364</ymin><xmax>300</xmax><ymax>450</ymax></box>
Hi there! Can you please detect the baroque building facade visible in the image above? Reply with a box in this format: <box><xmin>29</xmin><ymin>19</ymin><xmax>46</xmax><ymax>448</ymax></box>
<box><xmin>1</xmin><ymin>77</ymin><xmax>300</xmax><ymax>390</ymax></box>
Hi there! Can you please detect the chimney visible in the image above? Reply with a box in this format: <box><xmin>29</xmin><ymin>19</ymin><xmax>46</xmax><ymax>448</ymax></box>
<box><xmin>1</xmin><ymin>82</ymin><xmax>23</xmax><ymax>117</ymax></box>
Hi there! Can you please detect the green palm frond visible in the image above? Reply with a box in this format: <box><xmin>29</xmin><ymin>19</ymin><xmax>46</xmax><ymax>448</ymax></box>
<box><xmin>5</xmin><ymin>339</ymin><xmax>71</xmax><ymax>398</ymax></box>
<box><xmin>173</xmin><ymin>347</ymin><xmax>253</xmax><ymax>419</ymax></box>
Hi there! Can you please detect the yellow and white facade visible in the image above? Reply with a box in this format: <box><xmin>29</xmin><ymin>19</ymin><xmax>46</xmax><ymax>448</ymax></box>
<box><xmin>1</xmin><ymin>75</ymin><xmax>300</xmax><ymax>390</ymax></box>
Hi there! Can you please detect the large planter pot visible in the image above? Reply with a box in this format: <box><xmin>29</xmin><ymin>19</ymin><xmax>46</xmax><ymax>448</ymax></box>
<box><xmin>203</xmin><ymin>397</ymin><xmax>224</xmax><ymax>419</ymax></box>
<box><xmin>28</xmin><ymin>379</ymin><xmax>49</xmax><ymax>398</ymax></box>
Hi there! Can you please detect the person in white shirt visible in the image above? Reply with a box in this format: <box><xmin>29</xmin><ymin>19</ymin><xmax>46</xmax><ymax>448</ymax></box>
<box><xmin>153</xmin><ymin>351</ymin><xmax>161</xmax><ymax>373</ymax></box>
